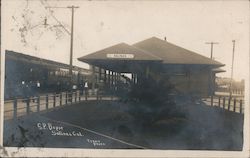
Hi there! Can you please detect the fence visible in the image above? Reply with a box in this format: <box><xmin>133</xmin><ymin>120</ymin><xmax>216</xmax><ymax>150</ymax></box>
<box><xmin>203</xmin><ymin>95</ymin><xmax>244</xmax><ymax>114</ymax></box>
<box><xmin>216</xmin><ymin>89</ymin><xmax>244</xmax><ymax>96</ymax></box>
<box><xmin>4</xmin><ymin>90</ymin><xmax>245</xmax><ymax>120</ymax></box>
<box><xmin>4</xmin><ymin>89</ymin><xmax>117</xmax><ymax>120</ymax></box>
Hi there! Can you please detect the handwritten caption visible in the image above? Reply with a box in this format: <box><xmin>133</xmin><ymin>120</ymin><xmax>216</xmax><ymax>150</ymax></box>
<box><xmin>36</xmin><ymin>122</ymin><xmax>106</xmax><ymax>146</ymax></box>
<box><xmin>87</xmin><ymin>139</ymin><xmax>105</xmax><ymax>146</ymax></box>
<box><xmin>37</xmin><ymin>122</ymin><xmax>84</xmax><ymax>137</ymax></box>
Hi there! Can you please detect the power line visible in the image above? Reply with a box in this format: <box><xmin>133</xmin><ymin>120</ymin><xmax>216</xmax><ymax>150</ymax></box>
<box><xmin>40</xmin><ymin>2</ymin><xmax>80</xmax><ymax>101</ymax></box>
<box><xmin>40</xmin><ymin>0</ymin><xmax>71</xmax><ymax>35</ymax></box>
<box><xmin>39</xmin><ymin>0</ymin><xmax>80</xmax><ymax>78</ymax></box>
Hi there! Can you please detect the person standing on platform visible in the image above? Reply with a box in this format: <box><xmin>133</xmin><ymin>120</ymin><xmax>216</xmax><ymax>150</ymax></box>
<box><xmin>79</xmin><ymin>80</ymin><xmax>84</xmax><ymax>95</ymax></box>
<box><xmin>36</xmin><ymin>80</ymin><xmax>41</xmax><ymax>97</ymax></box>
<box><xmin>21</xmin><ymin>81</ymin><xmax>26</xmax><ymax>99</ymax></box>
<box><xmin>84</xmin><ymin>81</ymin><xmax>88</xmax><ymax>99</ymax></box>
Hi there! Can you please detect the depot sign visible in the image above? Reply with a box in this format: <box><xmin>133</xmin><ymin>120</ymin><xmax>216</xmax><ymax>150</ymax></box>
<box><xmin>106</xmin><ymin>53</ymin><xmax>135</xmax><ymax>59</ymax></box>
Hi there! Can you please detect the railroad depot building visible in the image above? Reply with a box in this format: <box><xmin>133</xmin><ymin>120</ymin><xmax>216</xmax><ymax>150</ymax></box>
<box><xmin>78</xmin><ymin>37</ymin><xmax>225</xmax><ymax>97</ymax></box>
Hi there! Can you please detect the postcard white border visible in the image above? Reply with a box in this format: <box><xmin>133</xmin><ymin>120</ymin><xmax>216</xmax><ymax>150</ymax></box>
<box><xmin>0</xmin><ymin>0</ymin><xmax>249</xmax><ymax>157</ymax></box>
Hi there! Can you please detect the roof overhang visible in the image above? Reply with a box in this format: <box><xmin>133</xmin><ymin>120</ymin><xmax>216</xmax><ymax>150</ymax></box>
<box><xmin>212</xmin><ymin>68</ymin><xmax>226</xmax><ymax>73</ymax></box>
<box><xmin>78</xmin><ymin>59</ymin><xmax>161</xmax><ymax>73</ymax></box>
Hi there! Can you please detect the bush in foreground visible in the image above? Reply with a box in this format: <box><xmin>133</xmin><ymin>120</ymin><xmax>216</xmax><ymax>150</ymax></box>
<box><xmin>128</xmin><ymin>75</ymin><xmax>186</xmax><ymax>127</ymax></box>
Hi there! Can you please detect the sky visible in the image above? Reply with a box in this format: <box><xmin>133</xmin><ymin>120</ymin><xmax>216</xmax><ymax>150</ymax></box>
<box><xmin>2</xmin><ymin>0</ymin><xmax>249</xmax><ymax>81</ymax></box>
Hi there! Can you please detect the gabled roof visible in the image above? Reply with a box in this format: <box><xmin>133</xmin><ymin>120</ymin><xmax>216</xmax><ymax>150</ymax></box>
<box><xmin>133</xmin><ymin>37</ymin><xmax>224</xmax><ymax>66</ymax></box>
<box><xmin>78</xmin><ymin>43</ymin><xmax>162</xmax><ymax>62</ymax></box>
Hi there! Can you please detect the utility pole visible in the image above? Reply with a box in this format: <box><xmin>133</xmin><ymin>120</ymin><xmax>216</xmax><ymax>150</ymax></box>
<box><xmin>205</xmin><ymin>42</ymin><xmax>219</xmax><ymax>106</ymax></box>
<box><xmin>67</xmin><ymin>6</ymin><xmax>79</xmax><ymax>83</ymax></box>
<box><xmin>45</xmin><ymin>5</ymin><xmax>79</xmax><ymax>93</ymax></box>
<box><xmin>229</xmin><ymin>40</ymin><xmax>236</xmax><ymax>98</ymax></box>
<box><xmin>0</xmin><ymin>0</ymin><xmax>3</xmax><ymax>147</ymax></box>
<box><xmin>205</xmin><ymin>42</ymin><xmax>219</xmax><ymax>59</ymax></box>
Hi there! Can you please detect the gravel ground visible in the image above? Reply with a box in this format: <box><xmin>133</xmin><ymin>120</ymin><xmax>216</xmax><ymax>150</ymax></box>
<box><xmin>3</xmin><ymin>100</ymin><xmax>244</xmax><ymax>150</ymax></box>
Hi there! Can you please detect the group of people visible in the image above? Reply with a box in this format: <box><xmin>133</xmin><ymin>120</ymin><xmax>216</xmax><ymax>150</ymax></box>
<box><xmin>19</xmin><ymin>80</ymin><xmax>90</xmax><ymax>99</ymax></box>
<box><xmin>20</xmin><ymin>80</ymin><xmax>40</xmax><ymax>99</ymax></box>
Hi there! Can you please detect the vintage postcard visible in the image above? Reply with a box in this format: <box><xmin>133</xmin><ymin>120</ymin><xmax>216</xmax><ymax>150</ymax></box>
<box><xmin>0</xmin><ymin>0</ymin><xmax>249</xmax><ymax>157</ymax></box>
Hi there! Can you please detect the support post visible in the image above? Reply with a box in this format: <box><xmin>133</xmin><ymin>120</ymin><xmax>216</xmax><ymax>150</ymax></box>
<box><xmin>233</xmin><ymin>98</ymin><xmax>236</xmax><ymax>112</ymax></box>
<box><xmin>104</xmin><ymin>69</ymin><xmax>107</xmax><ymax>83</ymax></box>
<box><xmin>108</xmin><ymin>70</ymin><xmax>111</xmax><ymax>87</ymax></box>
<box><xmin>26</xmin><ymin>98</ymin><xmax>30</xmax><ymax>114</ymax></box>
<box><xmin>135</xmin><ymin>74</ymin><xmax>137</xmax><ymax>84</ymax></box>
<box><xmin>240</xmin><ymin>100</ymin><xmax>243</xmax><ymax>113</ymax></box>
<box><xmin>211</xmin><ymin>95</ymin><xmax>213</xmax><ymax>106</ymax></box>
<box><xmin>98</xmin><ymin>67</ymin><xmax>101</xmax><ymax>83</ymax></box>
<box><xmin>46</xmin><ymin>95</ymin><xmax>49</xmax><ymax>110</ymax></box>
<box><xmin>132</xmin><ymin>73</ymin><xmax>134</xmax><ymax>84</ymax></box>
<box><xmin>223</xmin><ymin>97</ymin><xmax>225</xmax><ymax>109</ymax></box>
<box><xmin>111</xmin><ymin>71</ymin><xmax>114</xmax><ymax>87</ymax></box>
<box><xmin>13</xmin><ymin>98</ymin><xmax>17</xmax><ymax>119</ymax></box>
<box><xmin>97</xmin><ymin>89</ymin><xmax>99</xmax><ymax>100</ymax></box>
<box><xmin>114</xmin><ymin>72</ymin><xmax>116</xmax><ymax>86</ymax></box>
<box><xmin>75</xmin><ymin>92</ymin><xmax>77</xmax><ymax>102</ymax></box>
<box><xmin>78</xmin><ymin>91</ymin><xmax>81</xmax><ymax>101</ymax></box>
<box><xmin>92</xmin><ymin>65</ymin><xmax>96</xmax><ymax>94</ymax></box>
<box><xmin>116</xmin><ymin>72</ymin><xmax>118</xmax><ymax>85</ymax></box>
<box><xmin>66</xmin><ymin>92</ymin><xmax>68</xmax><ymax>105</ymax></box>
<box><xmin>69</xmin><ymin>92</ymin><xmax>72</xmax><ymax>104</ymax></box>
<box><xmin>60</xmin><ymin>93</ymin><xmax>62</xmax><ymax>106</ymax></box>
<box><xmin>228</xmin><ymin>98</ymin><xmax>231</xmax><ymax>110</ymax></box>
<box><xmin>118</xmin><ymin>73</ymin><xmax>121</xmax><ymax>82</ymax></box>
<box><xmin>218</xmin><ymin>96</ymin><xmax>221</xmax><ymax>107</ymax></box>
<box><xmin>53</xmin><ymin>94</ymin><xmax>56</xmax><ymax>108</ymax></box>
<box><xmin>37</xmin><ymin>96</ymin><xmax>40</xmax><ymax>112</ymax></box>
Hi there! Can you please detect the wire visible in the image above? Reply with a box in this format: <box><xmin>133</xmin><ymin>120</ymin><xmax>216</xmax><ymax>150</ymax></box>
<box><xmin>40</xmin><ymin>0</ymin><xmax>71</xmax><ymax>35</ymax></box>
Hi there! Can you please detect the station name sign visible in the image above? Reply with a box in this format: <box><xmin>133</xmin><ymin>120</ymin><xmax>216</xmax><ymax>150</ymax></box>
<box><xmin>106</xmin><ymin>53</ymin><xmax>135</xmax><ymax>59</ymax></box>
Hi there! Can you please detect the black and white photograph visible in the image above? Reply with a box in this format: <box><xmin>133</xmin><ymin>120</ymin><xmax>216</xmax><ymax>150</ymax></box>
<box><xmin>0</xmin><ymin>0</ymin><xmax>249</xmax><ymax>157</ymax></box>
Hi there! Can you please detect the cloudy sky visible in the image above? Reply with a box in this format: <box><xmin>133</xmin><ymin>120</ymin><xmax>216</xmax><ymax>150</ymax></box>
<box><xmin>2</xmin><ymin>0</ymin><xmax>249</xmax><ymax>81</ymax></box>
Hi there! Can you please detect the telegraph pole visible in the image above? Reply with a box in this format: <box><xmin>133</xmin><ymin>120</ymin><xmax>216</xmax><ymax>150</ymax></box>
<box><xmin>0</xmin><ymin>0</ymin><xmax>3</xmax><ymax>146</ymax></box>
<box><xmin>229</xmin><ymin>40</ymin><xmax>236</xmax><ymax>98</ymax></box>
<box><xmin>205</xmin><ymin>42</ymin><xmax>219</xmax><ymax>59</ymax></box>
<box><xmin>67</xmin><ymin>6</ymin><xmax>79</xmax><ymax>82</ymax></box>
<box><xmin>205</xmin><ymin>42</ymin><xmax>219</xmax><ymax>106</ymax></box>
<box><xmin>45</xmin><ymin>5</ymin><xmax>79</xmax><ymax>92</ymax></box>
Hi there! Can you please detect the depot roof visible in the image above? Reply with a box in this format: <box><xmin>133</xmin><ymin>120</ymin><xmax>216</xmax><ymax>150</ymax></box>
<box><xmin>78</xmin><ymin>37</ymin><xmax>224</xmax><ymax>72</ymax></box>
<box><xmin>133</xmin><ymin>37</ymin><xmax>224</xmax><ymax>66</ymax></box>
<box><xmin>78</xmin><ymin>42</ymin><xmax>162</xmax><ymax>62</ymax></box>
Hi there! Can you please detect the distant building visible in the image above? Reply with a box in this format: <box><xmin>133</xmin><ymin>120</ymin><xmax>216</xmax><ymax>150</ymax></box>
<box><xmin>216</xmin><ymin>77</ymin><xmax>244</xmax><ymax>95</ymax></box>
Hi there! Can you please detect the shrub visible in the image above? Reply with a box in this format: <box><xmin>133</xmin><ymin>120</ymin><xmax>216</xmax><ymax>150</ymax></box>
<box><xmin>127</xmin><ymin>74</ymin><xmax>186</xmax><ymax>125</ymax></box>
<box><xmin>129</xmin><ymin>75</ymin><xmax>175</xmax><ymax>107</ymax></box>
